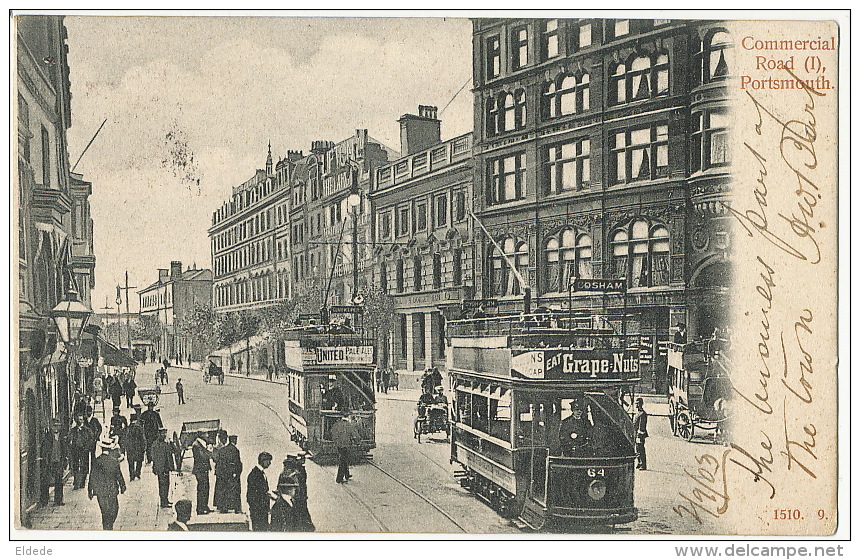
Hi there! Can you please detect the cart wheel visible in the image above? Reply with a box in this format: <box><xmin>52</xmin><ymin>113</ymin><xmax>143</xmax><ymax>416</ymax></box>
<box><xmin>668</xmin><ymin>401</ymin><xmax>677</xmax><ymax>435</ymax></box>
<box><xmin>414</xmin><ymin>419</ymin><xmax>421</xmax><ymax>442</ymax></box>
<box><xmin>677</xmin><ymin>411</ymin><xmax>694</xmax><ymax>441</ymax></box>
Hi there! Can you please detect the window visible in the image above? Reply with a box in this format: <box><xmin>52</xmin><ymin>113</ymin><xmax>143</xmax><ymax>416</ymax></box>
<box><xmin>611</xmin><ymin>123</ymin><xmax>670</xmax><ymax>183</ymax></box>
<box><xmin>542</xmin><ymin>73</ymin><xmax>589</xmax><ymax>119</ymax></box>
<box><xmin>540</xmin><ymin>19</ymin><xmax>559</xmax><ymax>60</ymax></box>
<box><xmin>701</xmin><ymin>31</ymin><xmax>732</xmax><ymax>83</ymax></box>
<box><xmin>413</xmin><ymin>256</ymin><xmax>423</xmax><ymax>291</ymax></box>
<box><xmin>434</xmin><ymin>194</ymin><xmax>448</xmax><ymax>228</ymax></box>
<box><xmin>613</xmin><ymin>19</ymin><xmax>630</xmax><ymax>39</ymax></box>
<box><xmin>397</xmin><ymin>205</ymin><xmax>410</xmax><ymax>236</ymax></box>
<box><xmin>40</xmin><ymin>125</ymin><xmax>50</xmax><ymax>187</ymax></box>
<box><xmin>399</xmin><ymin>314</ymin><xmax>408</xmax><ymax>358</ymax></box>
<box><xmin>379</xmin><ymin>261</ymin><xmax>388</xmax><ymax>292</ymax></box>
<box><xmin>486</xmin><ymin>35</ymin><xmax>501</xmax><ymax>79</ymax></box>
<box><xmin>543</xmin><ymin>139</ymin><xmax>590</xmax><ymax>194</ymax></box>
<box><xmin>544</xmin><ymin>230</ymin><xmax>592</xmax><ymax>293</ymax></box>
<box><xmin>454</xmin><ymin>190</ymin><xmax>467</xmax><ymax>221</ymax></box>
<box><xmin>611</xmin><ymin>220</ymin><xmax>670</xmax><ymax>287</ymax></box>
<box><xmin>432</xmin><ymin>253</ymin><xmax>443</xmax><ymax>289</ymax></box>
<box><xmin>610</xmin><ymin>54</ymin><xmax>669</xmax><ymax>105</ymax></box>
<box><xmin>18</xmin><ymin>95</ymin><xmax>30</xmax><ymax>162</ymax></box>
<box><xmin>379</xmin><ymin>211</ymin><xmax>393</xmax><ymax>240</ymax></box>
<box><xmin>691</xmin><ymin>111</ymin><xmax>730</xmax><ymax>171</ymax></box>
<box><xmin>576</xmin><ymin>22</ymin><xmax>592</xmax><ymax>50</ymax></box>
<box><xmin>488</xmin><ymin>153</ymin><xmax>526</xmax><ymax>204</ymax></box>
<box><xmin>396</xmin><ymin>259</ymin><xmax>405</xmax><ymax>292</ymax></box>
<box><xmin>512</xmin><ymin>25</ymin><xmax>529</xmax><ymax>70</ymax></box>
<box><xmin>414</xmin><ymin>200</ymin><xmax>427</xmax><ymax>232</ymax></box>
<box><xmin>490</xmin><ymin>237</ymin><xmax>529</xmax><ymax>296</ymax></box>
<box><xmin>453</xmin><ymin>248</ymin><xmax>463</xmax><ymax>286</ymax></box>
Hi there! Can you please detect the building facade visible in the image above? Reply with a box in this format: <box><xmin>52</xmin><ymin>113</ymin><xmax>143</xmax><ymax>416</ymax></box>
<box><xmin>138</xmin><ymin>261</ymin><xmax>213</xmax><ymax>363</ymax></box>
<box><xmin>16</xmin><ymin>15</ymin><xmax>97</xmax><ymax>525</ymax></box>
<box><xmin>370</xmin><ymin>107</ymin><xmax>475</xmax><ymax>375</ymax></box>
<box><xmin>471</xmin><ymin>18</ymin><xmax>732</xmax><ymax>392</ymax></box>
<box><xmin>288</xmin><ymin>130</ymin><xmax>395</xmax><ymax>307</ymax></box>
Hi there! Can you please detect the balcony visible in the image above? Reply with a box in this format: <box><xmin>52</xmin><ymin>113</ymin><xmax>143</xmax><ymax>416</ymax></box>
<box><xmin>374</xmin><ymin>133</ymin><xmax>472</xmax><ymax>191</ymax></box>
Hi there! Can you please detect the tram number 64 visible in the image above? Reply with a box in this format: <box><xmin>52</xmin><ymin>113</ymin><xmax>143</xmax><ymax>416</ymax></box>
<box><xmin>587</xmin><ymin>468</ymin><xmax>605</xmax><ymax>477</ymax></box>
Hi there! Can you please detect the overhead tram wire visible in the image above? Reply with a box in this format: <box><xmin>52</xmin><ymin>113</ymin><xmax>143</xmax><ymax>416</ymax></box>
<box><xmin>439</xmin><ymin>77</ymin><xmax>472</xmax><ymax>117</ymax></box>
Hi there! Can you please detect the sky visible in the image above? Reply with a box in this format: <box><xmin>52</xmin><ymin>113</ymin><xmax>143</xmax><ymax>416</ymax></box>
<box><xmin>64</xmin><ymin>15</ymin><xmax>474</xmax><ymax>313</ymax></box>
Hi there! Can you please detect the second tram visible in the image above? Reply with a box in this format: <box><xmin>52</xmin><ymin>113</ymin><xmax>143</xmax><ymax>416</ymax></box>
<box><xmin>281</xmin><ymin>326</ymin><xmax>376</xmax><ymax>463</ymax></box>
<box><xmin>448</xmin><ymin>313</ymin><xmax>640</xmax><ymax>529</ymax></box>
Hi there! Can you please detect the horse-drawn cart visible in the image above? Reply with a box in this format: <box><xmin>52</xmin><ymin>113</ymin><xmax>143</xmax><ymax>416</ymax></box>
<box><xmin>178</xmin><ymin>419</ymin><xmax>222</xmax><ymax>462</ymax></box>
<box><xmin>138</xmin><ymin>387</ymin><xmax>161</xmax><ymax>406</ymax></box>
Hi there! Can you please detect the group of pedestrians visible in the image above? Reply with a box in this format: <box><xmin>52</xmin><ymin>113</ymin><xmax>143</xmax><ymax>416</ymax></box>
<box><xmin>375</xmin><ymin>366</ymin><xmax>398</xmax><ymax>393</ymax></box>
<box><xmin>189</xmin><ymin>431</ymin><xmax>244</xmax><ymax>516</ymax></box>
<box><xmin>102</xmin><ymin>371</ymin><xmax>137</xmax><ymax>411</ymax></box>
<box><xmin>246</xmin><ymin>451</ymin><xmax>314</xmax><ymax>532</ymax></box>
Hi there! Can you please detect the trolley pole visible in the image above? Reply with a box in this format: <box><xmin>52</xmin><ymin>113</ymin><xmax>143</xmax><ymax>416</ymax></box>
<box><xmin>121</xmin><ymin>271</ymin><xmax>137</xmax><ymax>354</ymax></box>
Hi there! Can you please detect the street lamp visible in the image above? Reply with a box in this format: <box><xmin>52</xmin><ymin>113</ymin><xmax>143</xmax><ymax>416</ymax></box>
<box><xmin>51</xmin><ymin>289</ymin><xmax>92</xmax><ymax>346</ymax></box>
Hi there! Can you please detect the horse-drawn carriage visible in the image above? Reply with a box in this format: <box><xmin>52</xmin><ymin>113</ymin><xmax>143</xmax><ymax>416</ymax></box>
<box><xmin>666</xmin><ymin>338</ymin><xmax>733</xmax><ymax>442</ymax></box>
<box><xmin>177</xmin><ymin>419</ymin><xmax>222</xmax><ymax>462</ymax></box>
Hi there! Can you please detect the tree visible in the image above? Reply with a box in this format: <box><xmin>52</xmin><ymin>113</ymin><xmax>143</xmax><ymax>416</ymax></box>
<box><xmin>175</xmin><ymin>304</ymin><xmax>219</xmax><ymax>357</ymax></box>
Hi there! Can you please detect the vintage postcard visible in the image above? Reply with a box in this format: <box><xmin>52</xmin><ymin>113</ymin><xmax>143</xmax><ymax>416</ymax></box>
<box><xmin>10</xmin><ymin>10</ymin><xmax>847</xmax><ymax>549</ymax></box>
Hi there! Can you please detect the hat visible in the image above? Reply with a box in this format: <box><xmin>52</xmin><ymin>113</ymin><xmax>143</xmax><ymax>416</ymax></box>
<box><xmin>100</xmin><ymin>436</ymin><xmax>117</xmax><ymax>449</ymax></box>
<box><xmin>277</xmin><ymin>479</ymin><xmax>299</xmax><ymax>493</ymax></box>
<box><xmin>676</xmin><ymin>322</ymin><xmax>687</xmax><ymax>328</ymax></box>
<box><xmin>228</xmin><ymin>435</ymin><xmax>238</xmax><ymax>443</ymax></box>
<box><xmin>159</xmin><ymin>427</ymin><xmax>168</xmax><ymax>434</ymax></box>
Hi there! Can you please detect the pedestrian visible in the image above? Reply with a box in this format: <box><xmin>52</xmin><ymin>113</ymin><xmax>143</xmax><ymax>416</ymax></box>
<box><xmin>224</xmin><ymin>435</ymin><xmax>243</xmax><ymax>513</ymax></box>
<box><xmin>246</xmin><ymin>451</ymin><xmax>274</xmax><ymax>531</ymax></box>
<box><xmin>85</xmin><ymin>405</ymin><xmax>102</xmax><ymax>441</ymax></box>
<box><xmin>633</xmin><ymin>397</ymin><xmax>649</xmax><ymax>470</ymax></box>
<box><xmin>88</xmin><ymin>436</ymin><xmax>126</xmax><ymax>530</ymax></box>
<box><xmin>176</xmin><ymin>378</ymin><xmax>185</xmax><ymax>405</ymax></box>
<box><xmin>167</xmin><ymin>499</ymin><xmax>193</xmax><ymax>531</ymax></box>
<box><xmin>40</xmin><ymin>418</ymin><xmax>67</xmax><ymax>506</ymax></box>
<box><xmin>163</xmin><ymin>358</ymin><xmax>170</xmax><ymax>372</ymax></box>
<box><xmin>109</xmin><ymin>407</ymin><xmax>128</xmax><ymax>444</ymax></box>
<box><xmin>269</xmin><ymin>478</ymin><xmax>301</xmax><ymax>532</ymax></box>
<box><xmin>124</xmin><ymin>375</ymin><xmax>137</xmax><ymax>408</ymax></box>
<box><xmin>150</xmin><ymin>350</ymin><xmax>156</xmax><ymax>363</ymax></box>
<box><xmin>191</xmin><ymin>436</ymin><xmax>213</xmax><ymax>515</ymax></box>
<box><xmin>381</xmin><ymin>367</ymin><xmax>390</xmax><ymax>394</ymax></box>
<box><xmin>155</xmin><ymin>367</ymin><xmax>161</xmax><ymax>386</ymax></box>
<box><xmin>121</xmin><ymin>413</ymin><xmax>146</xmax><ymax>480</ymax></box>
<box><xmin>151</xmin><ymin>428</ymin><xmax>176</xmax><ymax>508</ymax></box>
<box><xmin>140</xmin><ymin>402</ymin><xmax>163</xmax><ymax>464</ymax></box>
<box><xmin>281</xmin><ymin>453</ymin><xmax>314</xmax><ymax>531</ymax></box>
<box><xmin>67</xmin><ymin>413</ymin><xmax>94</xmax><ymax>489</ymax></box>
<box><xmin>212</xmin><ymin>431</ymin><xmax>228</xmax><ymax>512</ymax></box>
<box><xmin>674</xmin><ymin>322</ymin><xmax>688</xmax><ymax>344</ymax></box>
<box><xmin>110</xmin><ymin>375</ymin><xmax>124</xmax><ymax>410</ymax></box>
<box><xmin>331</xmin><ymin>412</ymin><xmax>359</xmax><ymax>484</ymax></box>
<box><xmin>178</xmin><ymin>353</ymin><xmax>183</xmax><ymax>366</ymax></box>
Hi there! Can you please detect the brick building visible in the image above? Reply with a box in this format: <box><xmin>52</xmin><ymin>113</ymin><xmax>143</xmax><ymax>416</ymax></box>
<box><xmin>470</xmin><ymin>18</ymin><xmax>732</xmax><ymax>392</ymax></box>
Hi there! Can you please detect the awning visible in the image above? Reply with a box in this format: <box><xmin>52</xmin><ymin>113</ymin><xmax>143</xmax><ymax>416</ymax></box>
<box><xmin>98</xmin><ymin>337</ymin><xmax>137</xmax><ymax>367</ymax></box>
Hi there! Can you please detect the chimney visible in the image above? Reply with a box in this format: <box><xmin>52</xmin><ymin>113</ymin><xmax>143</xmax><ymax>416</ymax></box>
<box><xmin>170</xmin><ymin>261</ymin><xmax>182</xmax><ymax>280</ymax></box>
<box><xmin>398</xmin><ymin>105</ymin><xmax>441</xmax><ymax>155</ymax></box>
<box><xmin>158</xmin><ymin>269</ymin><xmax>169</xmax><ymax>283</ymax></box>
<box><xmin>310</xmin><ymin>141</ymin><xmax>334</xmax><ymax>155</ymax></box>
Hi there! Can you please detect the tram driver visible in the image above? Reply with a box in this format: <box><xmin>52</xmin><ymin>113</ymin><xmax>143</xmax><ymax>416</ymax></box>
<box><xmin>558</xmin><ymin>398</ymin><xmax>593</xmax><ymax>456</ymax></box>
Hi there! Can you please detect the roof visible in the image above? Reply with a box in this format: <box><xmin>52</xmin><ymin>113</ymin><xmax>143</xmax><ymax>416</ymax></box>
<box><xmin>138</xmin><ymin>268</ymin><xmax>212</xmax><ymax>294</ymax></box>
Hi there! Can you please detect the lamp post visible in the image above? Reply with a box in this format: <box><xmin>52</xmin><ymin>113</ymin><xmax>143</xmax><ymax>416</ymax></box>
<box><xmin>51</xmin><ymin>289</ymin><xmax>93</xmax><ymax>420</ymax></box>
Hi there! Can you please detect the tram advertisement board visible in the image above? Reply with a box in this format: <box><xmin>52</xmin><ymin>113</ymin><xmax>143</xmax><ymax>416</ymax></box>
<box><xmin>511</xmin><ymin>348</ymin><xmax>639</xmax><ymax>380</ymax></box>
<box><xmin>301</xmin><ymin>345</ymin><xmax>374</xmax><ymax>365</ymax></box>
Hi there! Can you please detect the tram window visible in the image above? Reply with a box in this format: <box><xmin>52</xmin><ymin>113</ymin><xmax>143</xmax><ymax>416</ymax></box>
<box><xmin>488</xmin><ymin>390</ymin><xmax>511</xmax><ymax>442</ymax></box>
<box><xmin>515</xmin><ymin>400</ymin><xmax>547</xmax><ymax>446</ymax></box>
<box><xmin>554</xmin><ymin>393</ymin><xmax>634</xmax><ymax>456</ymax></box>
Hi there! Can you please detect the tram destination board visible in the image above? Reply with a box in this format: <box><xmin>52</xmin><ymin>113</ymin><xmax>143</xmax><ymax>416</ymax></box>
<box><xmin>511</xmin><ymin>348</ymin><xmax>639</xmax><ymax>380</ymax></box>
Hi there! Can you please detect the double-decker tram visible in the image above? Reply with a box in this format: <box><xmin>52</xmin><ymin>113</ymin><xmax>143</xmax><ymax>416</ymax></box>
<box><xmin>448</xmin><ymin>312</ymin><xmax>641</xmax><ymax>529</ymax></box>
<box><xmin>281</xmin><ymin>324</ymin><xmax>376</xmax><ymax>463</ymax></box>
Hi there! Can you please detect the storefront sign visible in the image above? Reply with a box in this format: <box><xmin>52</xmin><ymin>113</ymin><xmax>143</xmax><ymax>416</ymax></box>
<box><xmin>395</xmin><ymin>287</ymin><xmax>462</xmax><ymax>307</ymax></box>
<box><xmin>570</xmin><ymin>278</ymin><xmax>627</xmax><ymax>293</ymax></box>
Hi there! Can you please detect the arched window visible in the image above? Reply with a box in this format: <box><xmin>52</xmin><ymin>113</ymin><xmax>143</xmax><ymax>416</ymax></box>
<box><xmin>611</xmin><ymin>62</ymin><xmax>626</xmax><ymax>105</ymax></box>
<box><xmin>490</xmin><ymin>237</ymin><xmax>530</xmax><ymax>296</ymax></box>
<box><xmin>543</xmin><ymin>73</ymin><xmax>590</xmax><ymax>120</ymax></box>
<box><xmin>543</xmin><ymin>230</ymin><xmax>592</xmax><ymax>293</ymax></box>
<box><xmin>703</xmin><ymin>31</ymin><xmax>732</xmax><ymax>83</ymax></box>
<box><xmin>502</xmin><ymin>93</ymin><xmax>516</xmax><ymax>132</ymax></box>
<box><xmin>611</xmin><ymin>220</ymin><xmax>670</xmax><ymax>287</ymax></box>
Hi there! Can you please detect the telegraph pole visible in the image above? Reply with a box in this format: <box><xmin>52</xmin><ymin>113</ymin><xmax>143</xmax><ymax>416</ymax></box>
<box><xmin>100</xmin><ymin>296</ymin><xmax>113</xmax><ymax>345</ymax></box>
<box><xmin>121</xmin><ymin>271</ymin><xmax>137</xmax><ymax>353</ymax></box>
